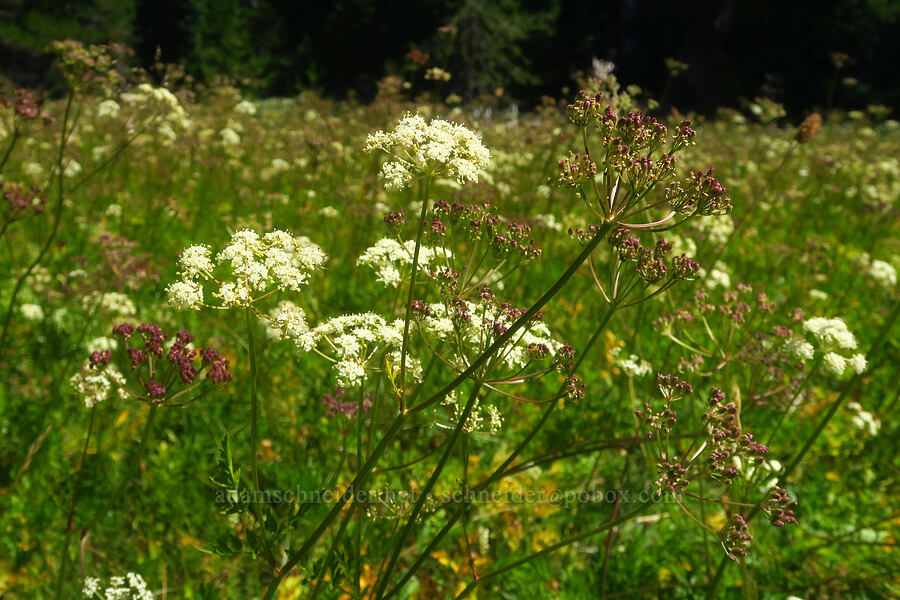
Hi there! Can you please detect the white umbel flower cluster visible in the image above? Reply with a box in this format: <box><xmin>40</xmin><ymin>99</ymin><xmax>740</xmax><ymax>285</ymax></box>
<box><xmin>96</xmin><ymin>99</ymin><xmax>121</xmax><ymax>119</ymax></box>
<box><xmin>233</xmin><ymin>99</ymin><xmax>258</xmax><ymax>115</ymax></box>
<box><xmin>70</xmin><ymin>363</ymin><xmax>127</xmax><ymax>408</ymax></box>
<box><xmin>266</xmin><ymin>300</ymin><xmax>312</xmax><ymax>344</ymax></box>
<box><xmin>803</xmin><ymin>317</ymin><xmax>858</xmax><ymax>351</ymax></box>
<box><xmin>869</xmin><ymin>259</ymin><xmax>897</xmax><ymax>289</ymax></box>
<box><xmin>120</xmin><ymin>83</ymin><xmax>190</xmax><ymax>130</ymax></box>
<box><xmin>363</xmin><ymin>113</ymin><xmax>491</xmax><ymax>190</ymax></box>
<box><xmin>166</xmin><ymin>229</ymin><xmax>326</xmax><ymax>310</ymax></box>
<box><xmin>846</xmin><ymin>401</ymin><xmax>880</xmax><ymax>436</ymax></box>
<box><xmin>83</xmin><ymin>572</ymin><xmax>153</xmax><ymax>599</ymax></box>
<box><xmin>83</xmin><ymin>291</ymin><xmax>137</xmax><ymax>316</ymax></box>
<box><xmin>293</xmin><ymin>313</ymin><xmax>410</xmax><ymax>387</ymax></box>
<box><xmin>615</xmin><ymin>353</ymin><xmax>653</xmax><ymax>377</ymax></box>
<box><xmin>357</xmin><ymin>238</ymin><xmax>451</xmax><ymax>287</ymax></box>
<box><xmin>440</xmin><ymin>390</ymin><xmax>504</xmax><ymax>434</ymax></box>
<box><xmin>789</xmin><ymin>316</ymin><xmax>867</xmax><ymax>377</ymax></box>
<box><xmin>421</xmin><ymin>300</ymin><xmax>562</xmax><ymax>370</ymax></box>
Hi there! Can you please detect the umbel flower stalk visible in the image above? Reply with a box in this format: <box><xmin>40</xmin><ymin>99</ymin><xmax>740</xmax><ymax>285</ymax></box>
<box><xmin>263</xmin><ymin>93</ymin><xmax>728</xmax><ymax>599</ymax></box>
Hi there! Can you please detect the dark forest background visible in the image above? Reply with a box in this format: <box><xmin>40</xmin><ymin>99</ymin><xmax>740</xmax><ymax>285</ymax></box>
<box><xmin>1</xmin><ymin>0</ymin><xmax>898</xmax><ymax>115</ymax></box>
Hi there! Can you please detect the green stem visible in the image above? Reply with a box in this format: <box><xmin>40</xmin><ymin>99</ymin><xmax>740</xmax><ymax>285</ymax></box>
<box><xmin>245</xmin><ymin>308</ymin><xmax>276</xmax><ymax>567</ymax></box>
<box><xmin>399</xmin><ymin>177</ymin><xmax>432</xmax><ymax>412</ymax></box>
<box><xmin>0</xmin><ymin>91</ymin><xmax>74</xmax><ymax>351</ymax></box>
<box><xmin>262</xmin><ymin>415</ymin><xmax>408</xmax><ymax>600</ymax></box>
<box><xmin>53</xmin><ymin>408</ymin><xmax>96</xmax><ymax>600</ymax></box>
<box><xmin>383</xmin><ymin>307</ymin><xmax>616</xmax><ymax>599</ymax></box>
<box><xmin>0</xmin><ymin>127</ymin><xmax>20</xmax><ymax>175</ymax></box>
<box><xmin>372</xmin><ymin>380</ymin><xmax>484</xmax><ymax>599</ymax></box>
<box><xmin>356</xmin><ymin>384</ymin><xmax>365</xmax><ymax>591</ymax></box>
<box><xmin>246</xmin><ymin>308</ymin><xmax>260</xmax><ymax>495</ymax></box>
<box><xmin>409</xmin><ymin>222</ymin><xmax>614</xmax><ymax>415</ymax></box>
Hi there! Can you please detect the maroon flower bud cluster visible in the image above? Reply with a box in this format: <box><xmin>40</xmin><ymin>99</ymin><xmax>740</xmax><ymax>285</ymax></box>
<box><xmin>565</xmin><ymin>91</ymin><xmax>606</xmax><ymax>126</ymax></box>
<box><xmin>136</xmin><ymin>323</ymin><xmax>167</xmax><ymax>356</ymax></box>
<box><xmin>554</xmin><ymin>344</ymin><xmax>576</xmax><ymax>373</ymax></box>
<box><xmin>201</xmin><ymin>349</ymin><xmax>232</xmax><ymax>383</ymax></box>
<box><xmin>554</xmin><ymin>151</ymin><xmax>597</xmax><ymax>188</ymax></box>
<box><xmin>525</xmin><ymin>342</ymin><xmax>550</xmax><ymax>360</ymax></box>
<box><xmin>672</xmin><ymin>255</ymin><xmax>700</xmax><ymax>280</ymax></box>
<box><xmin>722</xmin><ymin>514</ymin><xmax>753</xmax><ymax>562</ymax></box>
<box><xmin>609</xmin><ymin>226</ymin><xmax>698</xmax><ymax>286</ymax></box>
<box><xmin>601</xmin><ymin>111</ymin><xmax>669</xmax><ymax>155</ymax></box>
<box><xmin>431</xmin><ymin>200</ymin><xmax>541</xmax><ymax>264</ymax></box>
<box><xmin>384</xmin><ymin>208</ymin><xmax>405</xmax><ymax>229</ymax></box>
<box><xmin>411</xmin><ymin>299</ymin><xmax>432</xmax><ymax>319</ymax></box>
<box><xmin>425</xmin><ymin>217</ymin><xmax>447</xmax><ymax>241</ymax></box>
<box><xmin>568</xmin><ymin>224</ymin><xmax>606</xmax><ymax>246</ymax></box>
<box><xmin>1</xmin><ymin>89</ymin><xmax>55</xmax><ymax>123</ymax></box>
<box><xmin>635</xmin><ymin>397</ymin><xmax>677</xmax><ymax>439</ymax></box>
<box><xmin>655</xmin><ymin>460</ymin><xmax>690</xmax><ymax>495</ymax></box>
<box><xmin>703</xmin><ymin>387</ymin><xmax>768</xmax><ymax>483</ymax></box>
<box><xmin>665</xmin><ymin>167</ymin><xmax>732</xmax><ymax>216</ymax></box>
<box><xmin>322</xmin><ymin>386</ymin><xmax>373</xmax><ymax>418</ymax></box>
<box><xmin>145</xmin><ymin>380</ymin><xmax>167</xmax><ymax>398</ymax></box>
<box><xmin>2</xmin><ymin>183</ymin><xmax>47</xmax><ymax>222</ymax></box>
<box><xmin>657</xmin><ymin>373</ymin><xmax>693</xmax><ymax>400</ymax></box>
<box><xmin>671</xmin><ymin>119</ymin><xmax>696</xmax><ymax>150</ymax></box>
<box><xmin>636</xmin><ymin>373</ymin><xmax>690</xmax><ymax>439</ymax></box>
<box><xmin>112</xmin><ymin>323</ymin><xmax>135</xmax><ymax>338</ymax></box>
<box><xmin>168</xmin><ymin>330</ymin><xmax>198</xmax><ymax>383</ymax></box>
<box><xmin>48</xmin><ymin>39</ymin><xmax>125</xmax><ymax>94</ymax></box>
<box><xmin>764</xmin><ymin>486</ymin><xmax>799</xmax><ymax>527</ymax></box>
<box><xmin>89</xmin><ymin>350</ymin><xmax>112</xmax><ymax>368</ymax></box>
<box><xmin>564</xmin><ymin>375</ymin><xmax>585</xmax><ymax>400</ymax></box>
<box><xmin>102</xmin><ymin>321</ymin><xmax>232</xmax><ymax>403</ymax></box>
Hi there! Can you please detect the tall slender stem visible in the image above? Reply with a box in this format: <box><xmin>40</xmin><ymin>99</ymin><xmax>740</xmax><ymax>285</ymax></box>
<box><xmin>53</xmin><ymin>408</ymin><xmax>96</xmax><ymax>599</ymax></box>
<box><xmin>399</xmin><ymin>177</ymin><xmax>431</xmax><ymax>412</ymax></box>
<box><xmin>245</xmin><ymin>308</ymin><xmax>277</xmax><ymax>568</ymax></box>
<box><xmin>246</xmin><ymin>308</ymin><xmax>260</xmax><ymax>495</ymax></box>
<box><xmin>0</xmin><ymin>126</ymin><xmax>20</xmax><ymax>175</ymax></box>
<box><xmin>383</xmin><ymin>306</ymin><xmax>616</xmax><ymax>599</ymax></box>
<box><xmin>0</xmin><ymin>91</ymin><xmax>74</xmax><ymax>350</ymax></box>
<box><xmin>372</xmin><ymin>380</ymin><xmax>484</xmax><ymax>599</ymax></box>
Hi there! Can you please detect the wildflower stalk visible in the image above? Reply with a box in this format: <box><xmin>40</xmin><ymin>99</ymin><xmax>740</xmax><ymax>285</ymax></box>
<box><xmin>356</xmin><ymin>384</ymin><xmax>365</xmax><ymax>591</ymax></box>
<box><xmin>705</xmin><ymin>298</ymin><xmax>900</xmax><ymax>598</ymax></box>
<box><xmin>372</xmin><ymin>380</ymin><xmax>484</xmax><ymax>599</ymax></box>
<box><xmin>399</xmin><ymin>176</ymin><xmax>432</xmax><ymax>412</ymax></box>
<box><xmin>761</xmin><ymin>354</ymin><xmax>823</xmax><ymax>451</ymax></box>
<box><xmin>0</xmin><ymin>125</ymin><xmax>20</xmax><ymax>175</ymax></box>
<box><xmin>0</xmin><ymin>90</ymin><xmax>73</xmax><ymax>351</ymax></box>
<box><xmin>382</xmin><ymin>306</ymin><xmax>617</xmax><ymax>599</ymax></box>
<box><xmin>262</xmin><ymin>415</ymin><xmax>408</xmax><ymax>600</ymax></box>
<box><xmin>53</xmin><ymin>407</ymin><xmax>96</xmax><ymax>600</ymax></box>
<box><xmin>264</xmin><ymin>223</ymin><xmax>612</xmax><ymax>600</ymax></box>
<box><xmin>246</xmin><ymin>308</ymin><xmax>261</xmax><ymax>496</ymax></box>
<box><xmin>245</xmin><ymin>308</ymin><xmax>276</xmax><ymax>566</ymax></box>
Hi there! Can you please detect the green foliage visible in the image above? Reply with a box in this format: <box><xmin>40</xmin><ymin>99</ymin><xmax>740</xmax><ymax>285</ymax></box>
<box><xmin>184</xmin><ymin>0</ymin><xmax>277</xmax><ymax>90</ymax></box>
<box><xmin>447</xmin><ymin>0</ymin><xmax>559</xmax><ymax>99</ymax></box>
<box><xmin>0</xmin><ymin>0</ymin><xmax>135</xmax><ymax>52</ymax></box>
<box><xmin>0</xmin><ymin>79</ymin><xmax>899</xmax><ymax>599</ymax></box>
